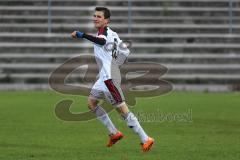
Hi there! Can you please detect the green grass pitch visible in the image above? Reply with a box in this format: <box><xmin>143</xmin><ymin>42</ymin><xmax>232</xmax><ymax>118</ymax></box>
<box><xmin>0</xmin><ymin>91</ymin><xmax>240</xmax><ymax>160</ymax></box>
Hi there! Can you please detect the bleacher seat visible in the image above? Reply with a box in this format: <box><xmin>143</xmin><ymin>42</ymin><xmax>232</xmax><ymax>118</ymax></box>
<box><xmin>0</xmin><ymin>0</ymin><xmax>240</xmax><ymax>91</ymax></box>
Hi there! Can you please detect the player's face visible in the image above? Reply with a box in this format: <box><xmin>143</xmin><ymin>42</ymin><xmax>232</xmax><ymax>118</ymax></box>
<box><xmin>93</xmin><ymin>11</ymin><xmax>109</xmax><ymax>29</ymax></box>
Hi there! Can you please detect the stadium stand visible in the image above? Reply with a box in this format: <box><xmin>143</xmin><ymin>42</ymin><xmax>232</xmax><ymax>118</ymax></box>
<box><xmin>0</xmin><ymin>0</ymin><xmax>239</xmax><ymax>91</ymax></box>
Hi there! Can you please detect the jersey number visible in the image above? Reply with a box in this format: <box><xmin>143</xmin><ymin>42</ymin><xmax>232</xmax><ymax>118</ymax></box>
<box><xmin>112</xmin><ymin>38</ymin><xmax>118</xmax><ymax>59</ymax></box>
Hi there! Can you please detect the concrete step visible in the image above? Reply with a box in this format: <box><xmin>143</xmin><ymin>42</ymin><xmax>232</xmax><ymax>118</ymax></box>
<box><xmin>1</xmin><ymin>33</ymin><xmax>239</xmax><ymax>38</ymax></box>
<box><xmin>0</xmin><ymin>52</ymin><xmax>239</xmax><ymax>57</ymax></box>
<box><xmin>0</xmin><ymin>42</ymin><xmax>239</xmax><ymax>54</ymax></box>
<box><xmin>0</xmin><ymin>84</ymin><xmax>50</xmax><ymax>91</ymax></box>
<box><xmin>0</xmin><ymin>0</ymin><xmax>237</xmax><ymax>7</ymax></box>
<box><xmin>0</xmin><ymin>5</ymin><xmax>238</xmax><ymax>11</ymax></box>
<box><xmin>47</xmin><ymin>1</ymin><xmax>240</xmax><ymax>8</ymax></box>
<box><xmin>1</xmin><ymin>0</ymin><xmax>238</xmax><ymax>2</ymax></box>
<box><xmin>0</xmin><ymin>6</ymin><xmax>239</xmax><ymax>17</ymax></box>
<box><xmin>1</xmin><ymin>53</ymin><xmax>240</xmax><ymax>64</ymax></box>
<box><xmin>0</xmin><ymin>72</ymin><xmax>239</xmax><ymax>84</ymax></box>
<box><xmin>0</xmin><ymin>42</ymin><xmax>239</xmax><ymax>53</ymax></box>
<box><xmin>1</xmin><ymin>63</ymin><xmax>240</xmax><ymax>74</ymax></box>
<box><xmin>173</xmin><ymin>84</ymin><xmax>237</xmax><ymax>92</ymax></box>
<box><xmin>0</xmin><ymin>83</ymin><xmax>235</xmax><ymax>92</ymax></box>
<box><xmin>0</xmin><ymin>83</ymin><xmax>236</xmax><ymax>92</ymax></box>
<box><xmin>164</xmin><ymin>74</ymin><xmax>240</xmax><ymax>84</ymax></box>
<box><xmin>130</xmin><ymin>56</ymin><xmax>240</xmax><ymax>64</ymax></box>
<box><xmin>2</xmin><ymin>16</ymin><xmax>239</xmax><ymax>24</ymax></box>
<box><xmin>1</xmin><ymin>33</ymin><xmax>240</xmax><ymax>43</ymax></box>
<box><xmin>1</xmin><ymin>15</ymin><xmax>239</xmax><ymax>21</ymax></box>
<box><xmin>0</xmin><ymin>23</ymin><xmax>239</xmax><ymax>34</ymax></box>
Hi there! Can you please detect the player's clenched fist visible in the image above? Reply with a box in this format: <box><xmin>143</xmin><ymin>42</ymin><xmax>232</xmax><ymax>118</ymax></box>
<box><xmin>71</xmin><ymin>31</ymin><xmax>77</xmax><ymax>38</ymax></box>
<box><xmin>71</xmin><ymin>31</ymin><xmax>84</xmax><ymax>38</ymax></box>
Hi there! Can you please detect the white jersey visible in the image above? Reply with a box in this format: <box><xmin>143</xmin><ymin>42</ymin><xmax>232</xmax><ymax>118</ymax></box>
<box><xmin>93</xmin><ymin>26</ymin><xmax>129</xmax><ymax>81</ymax></box>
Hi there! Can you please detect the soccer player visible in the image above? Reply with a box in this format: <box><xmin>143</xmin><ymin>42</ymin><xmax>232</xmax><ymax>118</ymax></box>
<box><xmin>71</xmin><ymin>7</ymin><xmax>154</xmax><ymax>152</ymax></box>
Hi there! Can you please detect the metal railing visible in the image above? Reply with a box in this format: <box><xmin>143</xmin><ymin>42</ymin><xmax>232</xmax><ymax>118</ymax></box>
<box><xmin>128</xmin><ymin>0</ymin><xmax>132</xmax><ymax>34</ymax></box>
<box><xmin>48</xmin><ymin>0</ymin><xmax>52</xmax><ymax>34</ymax></box>
<box><xmin>228</xmin><ymin>0</ymin><xmax>233</xmax><ymax>34</ymax></box>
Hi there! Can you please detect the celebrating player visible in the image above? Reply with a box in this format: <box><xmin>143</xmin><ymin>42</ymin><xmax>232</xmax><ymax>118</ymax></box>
<box><xmin>71</xmin><ymin>7</ymin><xmax>154</xmax><ymax>152</ymax></box>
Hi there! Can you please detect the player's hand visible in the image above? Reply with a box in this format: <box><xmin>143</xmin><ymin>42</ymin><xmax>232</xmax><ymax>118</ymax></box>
<box><xmin>71</xmin><ymin>31</ymin><xmax>77</xmax><ymax>38</ymax></box>
<box><xmin>71</xmin><ymin>31</ymin><xmax>84</xmax><ymax>39</ymax></box>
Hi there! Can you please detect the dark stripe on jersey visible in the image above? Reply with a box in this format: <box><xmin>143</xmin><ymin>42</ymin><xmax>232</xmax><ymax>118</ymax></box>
<box><xmin>98</xmin><ymin>26</ymin><xmax>108</xmax><ymax>37</ymax></box>
<box><xmin>104</xmin><ymin>79</ymin><xmax>123</xmax><ymax>103</ymax></box>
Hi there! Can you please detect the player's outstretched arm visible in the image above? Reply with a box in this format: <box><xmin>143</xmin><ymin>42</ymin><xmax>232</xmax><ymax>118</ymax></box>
<box><xmin>71</xmin><ymin>31</ymin><xmax>106</xmax><ymax>45</ymax></box>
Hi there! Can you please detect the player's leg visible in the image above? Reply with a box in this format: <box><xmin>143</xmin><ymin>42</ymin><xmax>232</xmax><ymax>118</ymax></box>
<box><xmin>89</xmin><ymin>80</ymin><xmax>123</xmax><ymax>147</ymax></box>
<box><xmin>116</xmin><ymin>103</ymin><xmax>154</xmax><ymax>152</ymax></box>
<box><xmin>89</xmin><ymin>80</ymin><xmax>119</xmax><ymax>135</ymax></box>
<box><xmin>87</xmin><ymin>96</ymin><xmax>118</xmax><ymax>135</ymax></box>
<box><xmin>104</xmin><ymin>79</ymin><xmax>154</xmax><ymax>152</ymax></box>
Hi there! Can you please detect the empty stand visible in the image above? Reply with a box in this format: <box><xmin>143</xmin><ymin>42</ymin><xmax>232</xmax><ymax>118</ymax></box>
<box><xmin>0</xmin><ymin>0</ymin><xmax>239</xmax><ymax>91</ymax></box>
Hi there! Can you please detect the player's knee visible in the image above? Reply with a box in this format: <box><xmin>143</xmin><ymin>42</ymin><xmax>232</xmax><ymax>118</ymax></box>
<box><xmin>116</xmin><ymin>104</ymin><xmax>130</xmax><ymax>119</ymax></box>
<box><xmin>87</xmin><ymin>97</ymin><xmax>98</xmax><ymax>111</ymax></box>
<box><xmin>87</xmin><ymin>100</ymin><xmax>94</xmax><ymax>110</ymax></box>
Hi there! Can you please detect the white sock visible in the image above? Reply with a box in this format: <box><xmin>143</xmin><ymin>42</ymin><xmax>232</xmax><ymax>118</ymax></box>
<box><xmin>125</xmin><ymin>112</ymin><xmax>149</xmax><ymax>143</ymax></box>
<box><xmin>93</xmin><ymin>105</ymin><xmax>118</xmax><ymax>135</ymax></box>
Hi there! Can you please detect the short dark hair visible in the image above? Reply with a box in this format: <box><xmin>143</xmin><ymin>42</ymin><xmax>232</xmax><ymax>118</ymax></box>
<box><xmin>95</xmin><ymin>7</ymin><xmax>111</xmax><ymax>19</ymax></box>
